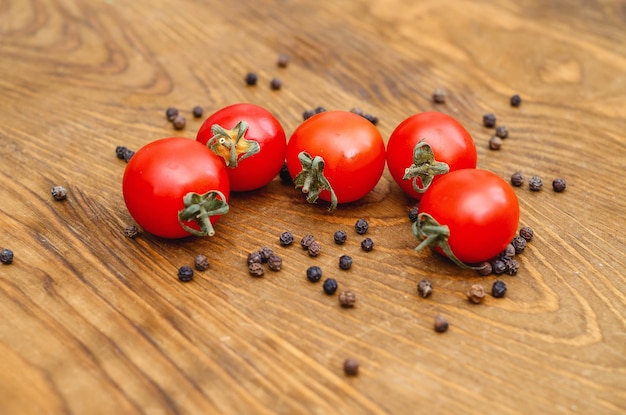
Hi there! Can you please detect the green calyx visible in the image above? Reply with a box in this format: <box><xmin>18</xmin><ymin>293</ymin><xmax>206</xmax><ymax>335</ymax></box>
<box><xmin>206</xmin><ymin>121</ymin><xmax>260</xmax><ymax>167</ymax></box>
<box><xmin>292</xmin><ymin>151</ymin><xmax>338</xmax><ymax>212</ymax></box>
<box><xmin>403</xmin><ymin>139</ymin><xmax>450</xmax><ymax>193</ymax></box>
<box><xmin>178</xmin><ymin>190</ymin><xmax>229</xmax><ymax>237</ymax></box>
<box><xmin>412</xmin><ymin>212</ymin><xmax>484</xmax><ymax>270</ymax></box>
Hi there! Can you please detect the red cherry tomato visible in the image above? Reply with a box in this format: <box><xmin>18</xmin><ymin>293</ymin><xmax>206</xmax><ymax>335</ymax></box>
<box><xmin>122</xmin><ymin>137</ymin><xmax>230</xmax><ymax>239</ymax></box>
<box><xmin>196</xmin><ymin>103</ymin><xmax>286</xmax><ymax>192</ymax></box>
<box><xmin>285</xmin><ymin>110</ymin><xmax>386</xmax><ymax>211</ymax></box>
<box><xmin>414</xmin><ymin>169</ymin><xmax>520</xmax><ymax>265</ymax></box>
<box><xmin>386</xmin><ymin>111</ymin><xmax>477</xmax><ymax>200</ymax></box>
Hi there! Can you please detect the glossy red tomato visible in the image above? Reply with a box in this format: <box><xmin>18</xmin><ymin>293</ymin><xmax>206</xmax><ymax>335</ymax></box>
<box><xmin>386</xmin><ymin>111</ymin><xmax>477</xmax><ymax>200</ymax></box>
<box><xmin>196</xmin><ymin>103</ymin><xmax>286</xmax><ymax>192</ymax></box>
<box><xmin>285</xmin><ymin>110</ymin><xmax>386</xmax><ymax>211</ymax></box>
<box><xmin>414</xmin><ymin>169</ymin><xmax>520</xmax><ymax>265</ymax></box>
<box><xmin>122</xmin><ymin>137</ymin><xmax>230</xmax><ymax>239</ymax></box>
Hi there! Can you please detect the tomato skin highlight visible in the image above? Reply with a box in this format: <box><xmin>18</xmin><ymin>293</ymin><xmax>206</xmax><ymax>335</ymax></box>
<box><xmin>122</xmin><ymin>137</ymin><xmax>230</xmax><ymax>239</ymax></box>
<box><xmin>196</xmin><ymin>103</ymin><xmax>286</xmax><ymax>192</ymax></box>
<box><xmin>285</xmin><ymin>110</ymin><xmax>386</xmax><ymax>207</ymax></box>
<box><xmin>417</xmin><ymin>169</ymin><xmax>520</xmax><ymax>264</ymax></box>
<box><xmin>386</xmin><ymin>111</ymin><xmax>477</xmax><ymax>200</ymax></box>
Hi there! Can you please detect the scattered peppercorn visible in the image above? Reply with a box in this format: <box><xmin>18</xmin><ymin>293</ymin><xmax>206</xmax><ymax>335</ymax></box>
<box><xmin>467</xmin><ymin>284</ymin><xmax>486</xmax><ymax>304</ymax></box>
<box><xmin>503</xmin><ymin>257</ymin><xmax>519</xmax><ymax>275</ymax></box>
<box><xmin>477</xmin><ymin>261</ymin><xmax>493</xmax><ymax>276</ymax></box>
<box><xmin>300</xmin><ymin>234</ymin><xmax>315</xmax><ymax>249</ymax></box>
<box><xmin>339</xmin><ymin>255</ymin><xmax>353</xmax><ymax>270</ymax></box>
<box><xmin>51</xmin><ymin>185</ymin><xmax>67</xmax><ymax>201</ymax></box>
<box><xmin>165</xmin><ymin>107</ymin><xmax>179</xmax><ymax>121</ymax></box>
<box><xmin>192</xmin><ymin>105</ymin><xmax>203</xmax><ymax>118</ymax></box>
<box><xmin>178</xmin><ymin>266</ymin><xmax>194</xmax><ymax>282</ymax></box>
<box><xmin>552</xmin><ymin>178</ymin><xmax>567</xmax><ymax>192</ymax></box>
<box><xmin>511</xmin><ymin>236</ymin><xmax>527</xmax><ymax>254</ymax></box>
<box><xmin>519</xmin><ymin>226</ymin><xmax>534</xmax><ymax>242</ymax></box>
<box><xmin>360</xmin><ymin>237</ymin><xmax>374</xmax><ymax>252</ymax></box>
<box><xmin>333</xmin><ymin>230</ymin><xmax>348</xmax><ymax>245</ymax></box>
<box><xmin>432</xmin><ymin>87</ymin><xmax>446</xmax><ymax>104</ymax></box>
<box><xmin>510</xmin><ymin>172</ymin><xmax>524</xmax><ymax>187</ymax></box>
<box><xmin>124</xmin><ymin>224</ymin><xmax>140</xmax><ymax>238</ymax></box>
<box><xmin>194</xmin><ymin>254</ymin><xmax>209</xmax><ymax>271</ymax></box>
<box><xmin>247</xmin><ymin>251</ymin><xmax>263</xmax><ymax>265</ymax></box>
<box><xmin>354</xmin><ymin>218</ymin><xmax>369</xmax><ymax>235</ymax></box>
<box><xmin>483</xmin><ymin>113</ymin><xmax>496</xmax><ymax>128</ymax></box>
<box><xmin>492</xmin><ymin>280</ymin><xmax>508</xmax><ymax>298</ymax></box>
<box><xmin>277</xmin><ymin>53</ymin><xmax>290</xmax><ymax>67</ymax></box>
<box><xmin>279</xmin><ymin>231</ymin><xmax>294</xmax><ymax>246</ymax></box>
<box><xmin>350</xmin><ymin>107</ymin><xmax>364</xmax><ymax>116</ymax></box>
<box><xmin>407</xmin><ymin>206</ymin><xmax>419</xmax><ymax>222</ymax></box>
<box><xmin>0</xmin><ymin>248</ymin><xmax>14</xmax><ymax>265</ymax></box>
<box><xmin>244</xmin><ymin>72</ymin><xmax>258</xmax><ymax>85</ymax></box>
<box><xmin>115</xmin><ymin>146</ymin><xmax>135</xmax><ymax>162</ymax></box>
<box><xmin>363</xmin><ymin>113</ymin><xmax>379</xmax><ymax>125</ymax></box>
<box><xmin>122</xmin><ymin>149</ymin><xmax>135</xmax><ymax>162</ymax></box>
<box><xmin>529</xmin><ymin>176</ymin><xmax>543</xmax><ymax>191</ymax></box>
<box><xmin>343</xmin><ymin>358</ymin><xmax>359</xmax><ymax>376</ymax></box>
<box><xmin>278</xmin><ymin>162</ymin><xmax>293</xmax><ymax>184</ymax></box>
<box><xmin>491</xmin><ymin>258</ymin><xmax>506</xmax><ymax>275</ymax></box>
<box><xmin>306</xmin><ymin>265</ymin><xmax>323</xmax><ymax>282</ymax></box>
<box><xmin>267</xmin><ymin>254</ymin><xmax>283</xmax><ymax>271</ymax></box>
<box><xmin>502</xmin><ymin>243</ymin><xmax>516</xmax><ymax>259</ymax></box>
<box><xmin>510</xmin><ymin>94</ymin><xmax>522</xmax><ymax>107</ymax></box>
<box><xmin>302</xmin><ymin>109</ymin><xmax>316</xmax><ymax>120</ymax></box>
<box><xmin>259</xmin><ymin>246</ymin><xmax>274</xmax><ymax>263</ymax></box>
<box><xmin>339</xmin><ymin>290</ymin><xmax>356</xmax><ymax>308</ymax></box>
<box><xmin>489</xmin><ymin>135</ymin><xmax>502</xmax><ymax>150</ymax></box>
<box><xmin>495</xmin><ymin>125</ymin><xmax>509</xmax><ymax>139</ymax></box>
<box><xmin>323</xmin><ymin>278</ymin><xmax>338</xmax><ymax>295</ymax></box>
<box><xmin>308</xmin><ymin>240</ymin><xmax>322</xmax><ymax>257</ymax></box>
<box><xmin>248</xmin><ymin>262</ymin><xmax>264</xmax><ymax>277</ymax></box>
<box><xmin>417</xmin><ymin>279</ymin><xmax>433</xmax><ymax>298</ymax></box>
<box><xmin>270</xmin><ymin>77</ymin><xmax>282</xmax><ymax>90</ymax></box>
<box><xmin>172</xmin><ymin>115</ymin><xmax>186</xmax><ymax>130</ymax></box>
<box><xmin>433</xmin><ymin>315</ymin><xmax>449</xmax><ymax>333</ymax></box>
<box><xmin>314</xmin><ymin>106</ymin><xmax>327</xmax><ymax>114</ymax></box>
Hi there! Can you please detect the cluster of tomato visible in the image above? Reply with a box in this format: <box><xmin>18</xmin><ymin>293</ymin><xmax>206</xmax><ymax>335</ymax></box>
<box><xmin>122</xmin><ymin>103</ymin><xmax>519</xmax><ymax>268</ymax></box>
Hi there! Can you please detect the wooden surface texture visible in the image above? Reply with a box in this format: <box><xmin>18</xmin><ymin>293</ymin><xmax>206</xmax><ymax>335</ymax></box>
<box><xmin>0</xmin><ymin>0</ymin><xmax>625</xmax><ymax>414</ymax></box>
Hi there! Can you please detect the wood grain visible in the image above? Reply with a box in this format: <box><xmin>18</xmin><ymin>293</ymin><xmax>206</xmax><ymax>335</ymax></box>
<box><xmin>0</xmin><ymin>0</ymin><xmax>625</xmax><ymax>414</ymax></box>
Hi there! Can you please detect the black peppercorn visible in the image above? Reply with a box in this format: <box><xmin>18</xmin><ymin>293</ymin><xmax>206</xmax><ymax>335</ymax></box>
<box><xmin>270</xmin><ymin>77</ymin><xmax>282</xmax><ymax>90</ymax></box>
<box><xmin>343</xmin><ymin>358</ymin><xmax>359</xmax><ymax>376</ymax></box>
<box><xmin>248</xmin><ymin>262</ymin><xmax>264</xmax><ymax>277</ymax></box>
<box><xmin>178</xmin><ymin>266</ymin><xmax>194</xmax><ymax>282</ymax></box>
<box><xmin>519</xmin><ymin>226</ymin><xmax>534</xmax><ymax>242</ymax></box>
<box><xmin>333</xmin><ymin>230</ymin><xmax>347</xmax><ymax>245</ymax></box>
<box><xmin>244</xmin><ymin>72</ymin><xmax>258</xmax><ymax>86</ymax></box>
<box><xmin>434</xmin><ymin>315</ymin><xmax>449</xmax><ymax>333</ymax></box>
<box><xmin>0</xmin><ymin>248</ymin><xmax>14</xmax><ymax>265</ymax></box>
<box><xmin>165</xmin><ymin>107</ymin><xmax>178</xmax><ymax>121</ymax></box>
<box><xmin>277</xmin><ymin>53</ymin><xmax>290</xmax><ymax>68</ymax></box>
<box><xmin>267</xmin><ymin>254</ymin><xmax>282</xmax><ymax>271</ymax></box>
<box><xmin>363</xmin><ymin>113</ymin><xmax>379</xmax><ymax>125</ymax></box>
<box><xmin>192</xmin><ymin>105</ymin><xmax>203</xmax><ymax>118</ymax></box>
<box><xmin>477</xmin><ymin>261</ymin><xmax>493</xmax><ymax>276</ymax></box>
<box><xmin>314</xmin><ymin>106</ymin><xmax>327</xmax><ymax>114</ymax></box>
<box><xmin>501</xmin><ymin>243</ymin><xmax>516</xmax><ymax>259</ymax></box>
<box><xmin>552</xmin><ymin>178</ymin><xmax>566</xmax><ymax>192</ymax></box>
<box><xmin>510</xmin><ymin>94</ymin><xmax>522</xmax><ymax>107</ymax></box>
<box><xmin>511</xmin><ymin>236</ymin><xmax>527</xmax><ymax>254</ymax></box>
<box><xmin>360</xmin><ymin>237</ymin><xmax>374</xmax><ymax>252</ymax></box>
<box><xmin>259</xmin><ymin>246</ymin><xmax>273</xmax><ymax>263</ymax></box>
<box><xmin>172</xmin><ymin>115</ymin><xmax>186</xmax><ymax>130</ymax></box>
<box><xmin>350</xmin><ymin>107</ymin><xmax>364</xmax><ymax>116</ymax></box>
<box><xmin>303</xmin><ymin>109</ymin><xmax>316</xmax><ymax>120</ymax></box>
<box><xmin>467</xmin><ymin>284</ymin><xmax>486</xmax><ymax>304</ymax></box>
<box><xmin>306</xmin><ymin>265</ymin><xmax>323</xmax><ymax>282</ymax></box>
<box><xmin>495</xmin><ymin>125</ymin><xmax>509</xmax><ymax>139</ymax></box>
<box><xmin>115</xmin><ymin>145</ymin><xmax>129</xmax><ymax>160</ymax></box>
<box><xmin>323</xmin><ymin>278</ymin><xmax>338</xmax><ymax>295</ymax></box>
<box><xmin>308</xmin><ymin>240</ymin><xmax>322</xmax><ymax>257</ymax></box>
<box><xmin>279</xmin><ymin>231</ymin><xmax>294</xmax><ymax>246</ymax></box>
<box><xmin>489</xmin><ymin>135</ymin><xmax>502</xmax><ymax>150</ymax></box>
<box><xmin>491</xmin><ymin>258</ymin><xmax>506</xmax><ymax>275</ymax></box>
<box><xmin>483</xmin><ymin>113</ymin><xmax>496</xmax><ymax>128</ymax></box>
<box><xmin>339</xmin><ymin>255</ymin><xmax>353</xmax><ymax>270</ymax></box>
<box><xmin>503</xmin><ymin>258</ymin><xmax>519</xmax><ymax>275</ymax></box>
<box><xmin>247</xmin><ymin>251</ymin><xmax>263</xmax><ymax>265</ymax></box>
<box><xmin>510</xmin><ymin>172</ymin><xmax>524</xmax><ymax>187</ymax></box>
<box><xmin>407</xmin><ymin>206</ymin><xmax>419</xmax><ymax>223</ymax></box>
<box><xmin>123</xmin><ymin>149</ymin><xmax>135</xmax><ymax>162</ymax></box>
<box><xmin>354</xmin><ymin>218</ymin><xmax>369</xmax><ymax>235</ymax></box>
<box><xmin>51</xmin><ymin>185</ymin><xmax>67</xmax><ymax>201</ymax></box>
<box><xmin>124</xmin><ymin>224</ymin><xmax>140</xmax><ymax>238</ymax></box>
<box><xmin>492</xmin><ymin>280</ymin><xmax>507</xmax><ymax>298</ymax></box>
<box><xmin>417</xmin><ymin>279</ymin><xmax>433</xmax><ymax>298</ymax></box>
<box><xmin>194</xmin><ymin>254</ymin><xmax>209</xmax><ymax>271</ymax></box>
<box><xmin>529</xmin><ymin>176</ymin><xmax>543</xmax><ymax>191</ymax></box>
<box><xmin>278</xmin><ymin>161</ymin><xmax>292</xmax><ymax>184</ymax></box>
<box><xmin>432</xmin><ymin>87</ymin><xmax>446</xmax><ymax>104</ymax></box>
<box><xmin>300</xmin><ymin>234</ymin><xmax>315</xmax><ymax>249</ymax></box>
<box><xmin>338</xmin><ymin>290</ymin><xmax>356</xmax><ymax>307</ymax></box>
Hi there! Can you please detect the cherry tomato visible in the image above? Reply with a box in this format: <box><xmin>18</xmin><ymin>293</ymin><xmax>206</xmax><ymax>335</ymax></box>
<box><xmin>196</xmin><ymin>103</ymin><xmax>286</xmax><ymax>192</ymax></box>
<box><xmin>122</xmin><ymin>137</ymin><xmax>230</xmax><ymax>239</ymax></box>
<box><xmin>386</xmin><ymin>111</ymin><xmax>477</xmax><ymax>200</ymax></box>
<box><xmin>285</xmin><ymin>110</ymin><xmax>386</xmax><ymax>211</ymax></box>
<box><xmin>414</xmin><ymin>169</ymin><xmax>520</xmax><ymax>266</ymax></box>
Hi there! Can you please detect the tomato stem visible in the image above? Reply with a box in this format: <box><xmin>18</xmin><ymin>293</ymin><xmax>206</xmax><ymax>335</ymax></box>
<box><xmin>403</xmin><ymin>139</ymin><xmax>450</xmax><ymax>193</ymax></box>
<box><xmin>206</xmin><ymin>121</ymin><xmax>260</xmax><ymax>167</ymax></box>
<box><xmin>178</xmin><ymin>190</ymin><xmax>229</xmax><ymax>237</ymax></box>
<box><xmin>413</xmin><ymin>212</ymin><xmax>485</xmax><ymax>270</ymax></box>
<box><xmin>293</xmin><ymin>151</ymin><xmax>338</xmax><ymax>211</ymax></box>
